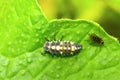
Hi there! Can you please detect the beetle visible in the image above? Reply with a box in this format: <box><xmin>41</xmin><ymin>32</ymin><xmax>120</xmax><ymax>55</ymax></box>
<box><xmin>89</xmin><ymin>33</ymin><xmax>104</xmax><ymax>45</ymax></box>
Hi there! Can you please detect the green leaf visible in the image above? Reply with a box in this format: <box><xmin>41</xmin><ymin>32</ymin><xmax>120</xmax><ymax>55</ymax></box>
<box><xmin>0</xmin><ymin>0</ymin><xmax>120</xmax><ymax>80</ymax></box>
<box><xmin>0</xmin><ymin>0</ymin><xmax>47</xmax><ymax>79</ymax></box>
<box><xmin>38</xmin><ymin>19</ymin><xmax>120</xmax><ymax>80</ymax></box>
<box><xmin>0</xmin><ymin>0</ymin><xmax>48</xmax><ymax>57</ymax></box>
<box><xmin>4</xmin><ymin>19</ymin><xmax>119</xmax><ymax>80</ymax></box>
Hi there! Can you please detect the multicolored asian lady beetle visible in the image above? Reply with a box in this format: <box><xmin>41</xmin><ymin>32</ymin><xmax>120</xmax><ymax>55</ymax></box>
<box><xmin>43</xmin><ymin>37</ymin><xmax>82</xmax><ymax>56</ymax></box>
<box><xmin>89</xmin><ymin>33</ymin><xmax>104</xmax><ymax>45</ymax></box>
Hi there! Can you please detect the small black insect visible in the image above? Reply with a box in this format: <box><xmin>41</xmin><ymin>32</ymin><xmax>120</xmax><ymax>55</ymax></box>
<box><xmin>89</xmin><ymin>33</ymin><xmax>104</xmax><ymax>45</ymax></box>
<box><xmin>43</xmin><ymin>36</ymin><xmax>82</xmax><ymax>56</ymax></box>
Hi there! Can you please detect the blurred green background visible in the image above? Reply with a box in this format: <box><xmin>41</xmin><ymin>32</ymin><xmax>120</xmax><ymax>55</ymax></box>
<box><xmin>38</xmin><ymin>0</ymin><xmax>120</xmax><ymax>41</ymax></box>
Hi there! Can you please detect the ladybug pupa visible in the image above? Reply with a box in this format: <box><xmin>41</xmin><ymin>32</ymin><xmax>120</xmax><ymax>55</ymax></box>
<box><xmin>43</xmin><ymin>36</ymin><xmax>82</xmax><ymax>56</ymax></box>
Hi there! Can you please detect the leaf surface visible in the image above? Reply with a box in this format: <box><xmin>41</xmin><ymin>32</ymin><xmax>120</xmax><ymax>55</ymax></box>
<box><xmin>39</xmin><ymin>19</ymin><xmax>120</xmax><ymax>80</ymax></box>
<box><xmin>0</xmin><ymin>0</ymin><xmax>120</xmax><ymax>80</ymax></box>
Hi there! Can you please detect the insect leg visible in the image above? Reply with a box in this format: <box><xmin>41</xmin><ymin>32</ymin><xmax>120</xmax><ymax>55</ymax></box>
<box><xmin>41</xmin><ymin>48</ymin><xmax>47</xmax><ymax>56</ymax></box>
<box><xmin>60</xmin><ymin>35</ymin><xmax>64</xmax><ymax>41</ymax></box>
<box><xmin>53</xmin><ymin>31</ymin><xmax>60</xmax><ymax>41</ymax></box>
<box><xmin>44</xmin><ymin>37</ymin><xmax>49</xmax><ymax>41</ymax></box>
<box><xmin>53</xmin><ymin>34</ymin><xmax>56</xmax><ymax>41</ymax></box>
